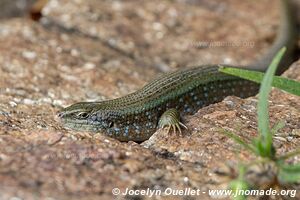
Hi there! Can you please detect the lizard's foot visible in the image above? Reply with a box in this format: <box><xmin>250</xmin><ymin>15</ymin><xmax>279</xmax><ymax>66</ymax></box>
<box><xmin>158</xmin><ymin>108</ymin><xmax>187</xmax><ymax>135</ymax></box>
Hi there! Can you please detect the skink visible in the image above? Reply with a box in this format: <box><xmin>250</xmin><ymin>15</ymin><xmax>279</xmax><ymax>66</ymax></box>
<box><xmin>58</xmin><ymin>0</ymin><xmax>297</xmax><ymax>142</ymax></box>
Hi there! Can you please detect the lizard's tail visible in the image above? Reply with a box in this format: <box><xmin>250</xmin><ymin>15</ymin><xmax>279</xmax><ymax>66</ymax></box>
<box><xmin>250</xmin><ymin>0</ymin><xmax>297</xmax><ymax>74</ymax></box>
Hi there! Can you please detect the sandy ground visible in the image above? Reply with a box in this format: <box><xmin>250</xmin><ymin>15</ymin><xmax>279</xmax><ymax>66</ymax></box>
<box><xmin>0</xmin><ymin>0</ymin><xmax>299</xmax><ymax>199</ymax></box>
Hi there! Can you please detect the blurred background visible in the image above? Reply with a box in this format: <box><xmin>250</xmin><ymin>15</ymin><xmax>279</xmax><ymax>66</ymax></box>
<box><xmin>0</xmin><ymin>0</ymin><xmax>299</xmax><ymax>200</ymax></box>
<box><xmin>0</xmin><ymin>0</ymin><xmax>39</xmax><ymax>19</ymax></box>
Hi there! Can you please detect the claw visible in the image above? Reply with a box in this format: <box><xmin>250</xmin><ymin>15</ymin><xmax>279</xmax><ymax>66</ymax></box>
<box><xmin>172</xmin><ymin>124</ymin><xmax>176</xmax><ymax>134</ymax></box>
<box><xmin>166</xmin><ymin>125</ymin><xmax>171</xmax><ymax>135</ymax></box>
<box><xmin>175</xmin><ymin>123</ymin><xmax>181</xmax><ymax>135</ymax></box>
<box><xmin>179</xmin><ymin>122</ymin><xmax>188</xmax><ymax>130</ymax></box>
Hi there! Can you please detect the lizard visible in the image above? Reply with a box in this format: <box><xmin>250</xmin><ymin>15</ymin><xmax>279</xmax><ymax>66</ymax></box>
<box><xmin>57</xmin><ymin>0</ymin><xmax>297</xmax><ymax>142</ymax></box>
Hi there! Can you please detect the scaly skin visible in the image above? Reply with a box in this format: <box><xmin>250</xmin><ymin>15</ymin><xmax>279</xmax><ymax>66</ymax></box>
<box><xmin>58</xmin><ymin>0</ymin><xmax>297</xmax><ymax>142</ymax></box>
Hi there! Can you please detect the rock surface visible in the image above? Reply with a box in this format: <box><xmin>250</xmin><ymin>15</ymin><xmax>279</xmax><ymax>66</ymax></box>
<box><xmin>0</xmin><ymin>0</ymin><xmax>299</xmax><ymax>200</ymax></box>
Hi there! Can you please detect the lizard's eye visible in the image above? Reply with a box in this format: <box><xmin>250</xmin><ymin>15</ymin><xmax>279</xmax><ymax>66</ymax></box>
<box><xmin>76</xmin><ymin>112</ymin><xmax>89</xmax><ymax>119</ymax></box>
<box><xmin>108</xmin><ymin>121</ymin><xmax>114</xmax><ymax>128</ymax></box>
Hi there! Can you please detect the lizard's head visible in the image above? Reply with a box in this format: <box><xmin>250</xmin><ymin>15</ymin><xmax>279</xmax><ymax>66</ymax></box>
<box><xmin>57</xmin><ymin>101</ymin><xmax>154</xmax><ymax>142</ymax></box>
<box><xmin>57</xmin><ymin>102</ymin><xmax>117</xmax><ymax>132</ymax></box>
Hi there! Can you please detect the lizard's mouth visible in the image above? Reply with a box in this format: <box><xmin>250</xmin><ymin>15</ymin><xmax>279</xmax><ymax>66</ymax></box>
<box><xmin>60</xmin><ymin>119</ymin><xmax>102</xmax><ymax>132</ymax></box>
<box><xmin>63</xmin><ymin>122</ymin><xmax>101</xmax><ymax>132</ymax></box>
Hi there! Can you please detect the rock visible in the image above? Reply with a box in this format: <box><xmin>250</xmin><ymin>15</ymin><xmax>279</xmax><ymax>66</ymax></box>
<box><xmin>0</xmin><ymin>0</ymin><xmax>299</xmax><ymax>199</ymax></box>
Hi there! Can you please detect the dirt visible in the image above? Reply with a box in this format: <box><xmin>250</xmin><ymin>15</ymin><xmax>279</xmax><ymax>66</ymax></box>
<box><xmin>0</xmin><ymin>0</ymin><xmax>299</xmax><ymax>200</ymax></box>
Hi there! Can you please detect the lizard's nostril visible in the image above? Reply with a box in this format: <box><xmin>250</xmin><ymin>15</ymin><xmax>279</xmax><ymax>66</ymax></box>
<box><xmin>54</xmin><ymin>112</ymin><xmax>65</xmax><ymax>122</ymax></box>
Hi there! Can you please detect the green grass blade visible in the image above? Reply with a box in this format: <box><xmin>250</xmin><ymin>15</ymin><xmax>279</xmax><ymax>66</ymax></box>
<box><xmin>257</xmin><ymin>47</ymin><xmax>286</xmax><ymax>158</ymax></box>
<box><xmin>280</xmin><ymin>163</ymin><xmax>300</xmax><ymax>172</ymax></box>
<box><xmin>278</xmin><ymin>163</ymin><xmax>300</xmax><ymax>183</ymax></box>
<box><xmin>219</xmin><ymin>67</ymin><xmax>300</xmax><ymax>96</ymax></box>
<box><xmin>229</xmin><ymin>165</ymin><xmax>249</xmax><ymax>200</ymax></box>
<box><xmin>220</xmin><ymin>129</ymin><xmax>256</xmax><ymax>154</ymax></box>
